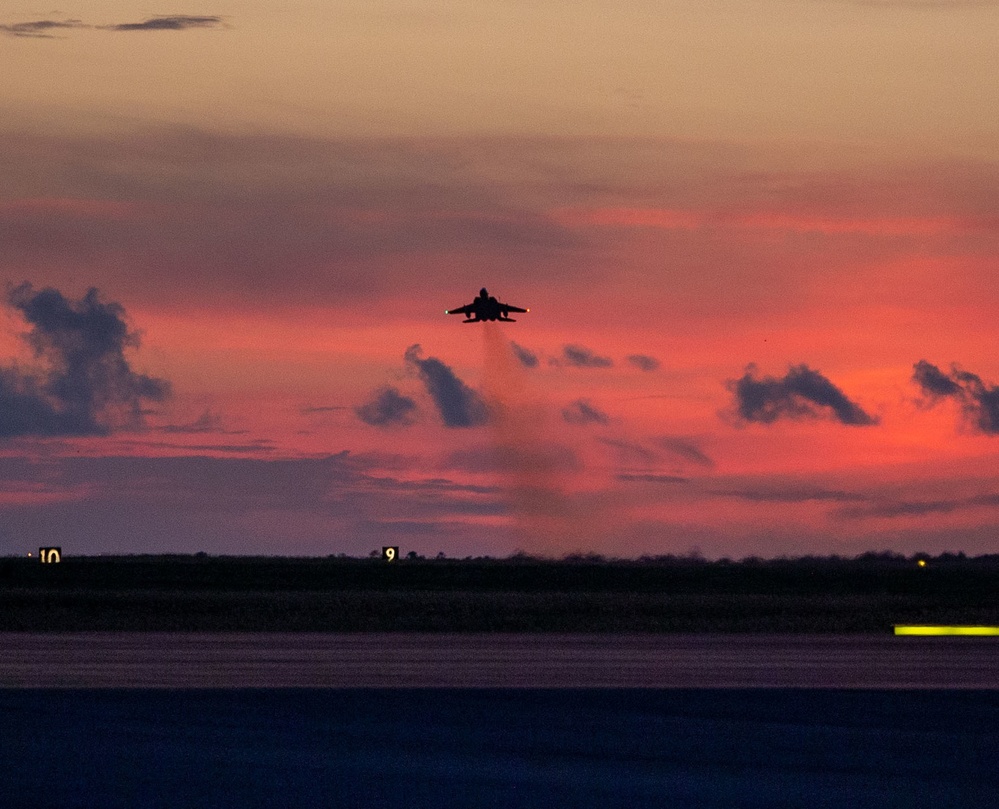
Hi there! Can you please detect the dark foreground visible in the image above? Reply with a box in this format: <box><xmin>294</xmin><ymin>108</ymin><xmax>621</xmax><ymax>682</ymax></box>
<box><xmin>2</xmin><ymin>689</ymin><xmax>997</xmax><ymax>808</ymax></box>
<box><xmin>3</xmin><ymin>553</ymin><xmax>999</xmax><ymax>631</ymax></box>
<box><xmin>5</xmin><ymin>632</ymin><xmax>999</xmax><ymax>687</ymax></box>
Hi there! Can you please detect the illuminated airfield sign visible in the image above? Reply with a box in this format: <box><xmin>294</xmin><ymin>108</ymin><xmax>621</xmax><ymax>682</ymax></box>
<box><xmin>894</xmin><ymin>625</ymin><xmax>999</xmax><ymax>636</ymax></box>
<box><xmin>39</xmin><ymin>547</ymin><xmax>62</xmax><ymax>564</ymax></box>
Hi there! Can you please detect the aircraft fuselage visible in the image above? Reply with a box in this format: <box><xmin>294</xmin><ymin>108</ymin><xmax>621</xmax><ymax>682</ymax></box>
<box><xmin>446</xmin><ymin>288</ymin><xmax>529</xmax><ymax>323</ymax></box>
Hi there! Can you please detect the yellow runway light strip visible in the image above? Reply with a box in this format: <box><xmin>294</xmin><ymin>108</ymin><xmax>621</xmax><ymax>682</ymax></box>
<box><xmin>894</xmin><ymin>625</ymin><xmax>999</xmax><ymax>636</ymax></box>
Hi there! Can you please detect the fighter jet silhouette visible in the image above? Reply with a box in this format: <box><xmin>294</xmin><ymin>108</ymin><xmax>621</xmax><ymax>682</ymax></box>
<box><xmin>445</xmin><ymin>288</ymin><xmax>529</xmax><ymax>322</ymax></box>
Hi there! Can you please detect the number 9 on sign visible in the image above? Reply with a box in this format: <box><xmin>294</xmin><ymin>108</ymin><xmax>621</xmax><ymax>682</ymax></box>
<box><xmin>382</xmin><ymin>546</ymin><xmax>398</xmax><ymax>562</ymax></box>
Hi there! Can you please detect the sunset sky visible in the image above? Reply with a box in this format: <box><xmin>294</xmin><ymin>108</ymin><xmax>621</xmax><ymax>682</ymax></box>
<box><xmin>2</xmin><ymin>0</ymin><xmax>998</xmax><ymax>558</ymax></box>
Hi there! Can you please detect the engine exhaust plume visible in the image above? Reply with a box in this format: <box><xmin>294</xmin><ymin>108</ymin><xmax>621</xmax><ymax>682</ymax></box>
<box><xmin>482</xmin><ymin>323</ymin><xmax>609</xmax><ymax>556</ymax></box>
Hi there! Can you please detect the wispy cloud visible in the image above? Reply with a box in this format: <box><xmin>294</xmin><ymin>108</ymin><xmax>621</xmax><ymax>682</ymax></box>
<box><xmin>727</xmin><ymin>364</ymin><xmax>877</xmax><ymax>426</ymax></box>
<box><xmin>0</xmin><ymin>19</ymin><xmax>86</xmax><ymax>38</ymax></box>
<box><xmin>617</xmin><ymin>473</ymin><xmax>688</xmax><ymax>484</ymax></box>
<box><xmin>158</xmin><ymin>410</ymin><xmax>245</xmax><ymax>435</ymax></box>
<box><xmin>597</xmin><ymin>437</ymin><xmax>658</xmax><ymax>464</ymax></box>
<box><xmin>510</xmin><ymin>341</ymin><xmax>539</xmax><ymax>369</ymax></box>
<box><xmin>836</xmin><ymin>493</ymin><xmax>999</xmax><ymax>520</ymax></box>
<box><xmin>355</xmin><ymin>387</ymin><xmax>418</xmax><ymax>428</ymax></box>
<box><xmin>1</xmin><ymin>15</ymin><xmax>224</xmax><ymax>38</ymax></box>
<box><xmin>912</xmin><ymin>360</ymin><xmax>999</xmax><ymax>434</ymax></box>
<box><xmin>561</xmin><ymin>399</ymin><xmax>609</xmax><ymax>425</ymax></box>
<box><xmin>626</xmin><ymin>354</ymin><xmax>660</xmax><ymax>372</ymax></box>
<box><xmin>655</xmin><ymin>437</ymin><xmax>714</xmax><ymax>468</ymax></box>
<box><xmin>103</xmin><ymin>16</ymin><xmax>223</xmax><ymax>32</ymax></box>
<box><xmin>716</xmin><ymin>486</ymin><xmax>868</xmax><ymax>503</ymax></box>
<box><xmin>560</xmin><ymin>344</ymin><xmax>613</xmax><ymax>368</ymax></box>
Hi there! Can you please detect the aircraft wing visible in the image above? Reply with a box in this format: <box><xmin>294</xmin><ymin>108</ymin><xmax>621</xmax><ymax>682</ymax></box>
<box><xmin>501</xmin><ymin>304</ymin><xmax>528</xmax><ymax>314</ymax></box>
<box><xmin>446</xmin><ymin>304</ymin><xmax>473</xmax><ymax>315</ymax></box>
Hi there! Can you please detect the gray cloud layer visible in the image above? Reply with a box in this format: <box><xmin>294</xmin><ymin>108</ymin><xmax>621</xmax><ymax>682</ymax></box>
<box><xmin>0</xmin><ymin>452</ymin><xmax>505</xmax><ymax>555</ymax></box>
<box><xmin>728</xmin><ymin>364</ymin><xmax>877</xmax><ymax>426</ymax></box>
<box><xmin>0</xmin><ymin>130</ymin><xmax>581</xmax><ymax>311</ymax></box>
<box><xmin>0</xmin><ymin>284</ymin><xmax>169</xmax><ymax>437</ymax></box>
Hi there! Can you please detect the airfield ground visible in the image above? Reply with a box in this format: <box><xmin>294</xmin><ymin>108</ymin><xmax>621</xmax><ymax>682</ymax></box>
<box><xmin>2</xmin><ymin>553</ymin><xmax>997</xmax><ymax>632</ymax></box>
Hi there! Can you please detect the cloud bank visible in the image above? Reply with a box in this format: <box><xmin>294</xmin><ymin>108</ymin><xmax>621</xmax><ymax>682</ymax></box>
<box><xmin>0</xmin><ymin>284</ymin><xmax>169</xmax><ymax>437</ymax></box>
<box><xmin>728</xmin><ymin>364</ymin><xmax>877</xmax><ymax>426</ymax></box>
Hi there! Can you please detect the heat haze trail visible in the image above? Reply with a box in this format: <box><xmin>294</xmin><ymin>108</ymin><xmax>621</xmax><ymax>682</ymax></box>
<box><xmin>482</xmin><ymin>323</ymin><xmax>611</xmax><ymax>556</ymax></box>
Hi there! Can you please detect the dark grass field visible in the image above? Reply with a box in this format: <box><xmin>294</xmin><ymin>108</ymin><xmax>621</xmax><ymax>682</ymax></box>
<box><xmin>3</xmin><ymin>689</ymin><xmax>998</xmax><ymax>808</ymax></box>
<box><xmin>3</xmin><ymin>554</ymin><xmax>998</xmax><ymax>632</ymax></box>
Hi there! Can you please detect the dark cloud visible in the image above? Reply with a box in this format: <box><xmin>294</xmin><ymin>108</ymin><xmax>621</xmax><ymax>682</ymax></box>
<box><xmin>159</xmin><ymin>410</ymin><xmax>246</xmax><ymax>435</ymax></box>
<box><xmin>358</xmin><ymin>474</ymin><xmax>499</xmax><ymax>497</ymax></box>
<box><xmin>912</xmin><ymin>359</ymin><xmax>962</xmax><ymax>399</ymax></box>
<box><xmin>617</xmin><ymin>473</ymin><xmax>688</xmax><ymax>484</ymax></box>
<box><xmin>120</xmin><ymin>439</ymin><xmax>275</xmax><ymax>454</ymax></box>
<box><xmin>104</xmin><ymin>16</ymin><xmax>223</xmax><ymax>31</ymax></box>
<box><xmin>404</xmin><ymin>345</ymin><xmax>489</xmax><ymax>428</ymax></box>
<box><xmin>597</xmin><ymin>437</ymin><xmax>658</xmax><ymax>464</ymax></box>
<box><xmin>655</xmin><ymin>437</ymin><xmax>714</xmax><ymax>468</ymax></box>
<box><xmin>727</xmin><ymin>364</ymin><xmax>877</xmax><ymax>426</ymax></box>
<box><xmin>355</xmin><ymin>387</ymin><xmax>417</xmax><ymax>428</ymax></box>
<box><xmin>912</xmin><ymin>360</ymin><xmax>999</xmax><ymax>434</ymax></box>
<box><xmin>836</xmin><ymin>492</ymin><xmax>999</xmax><ymax>520</ymax></box>
<box><xmin>562</xmin><ymin>344</ymin><xmax>613</xmax><ymax>368</ymax></box>
<box><xmin>824</xmin><ymin>0</ymin><xmax>999</xmax><ymax>7</ymax></box>
<box><xmin>510</xmin><ymin>341</ymin><xmax>539</xmax><ymax>369</ymax></box>
<box><xmin>626</xmin><ymin>354</ymin><xmax>661</xmax><ymax>372</ymax></box>
<box><xmin>0</xmin><ymin>19</ymin><xmax>86</xmax><ymax>37</ymax></box>
<box><xmin>0</xmin><ymin>284</ymin><xmax>169</xmax><ymax>437</ymax></box>
<box><xmin>717</xmin><ymin>486</ymin><xmax>868</xmax><ymax>504</ymax></box>
<box><xmin>561</xmin><ymin>399</ymin><xmax>609</xmax><ymax>425</ymax></box>
<box><xmin>0</xmin><ymin>16</ymin><xmax>222</xmax><ymax>38</ymax></box>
